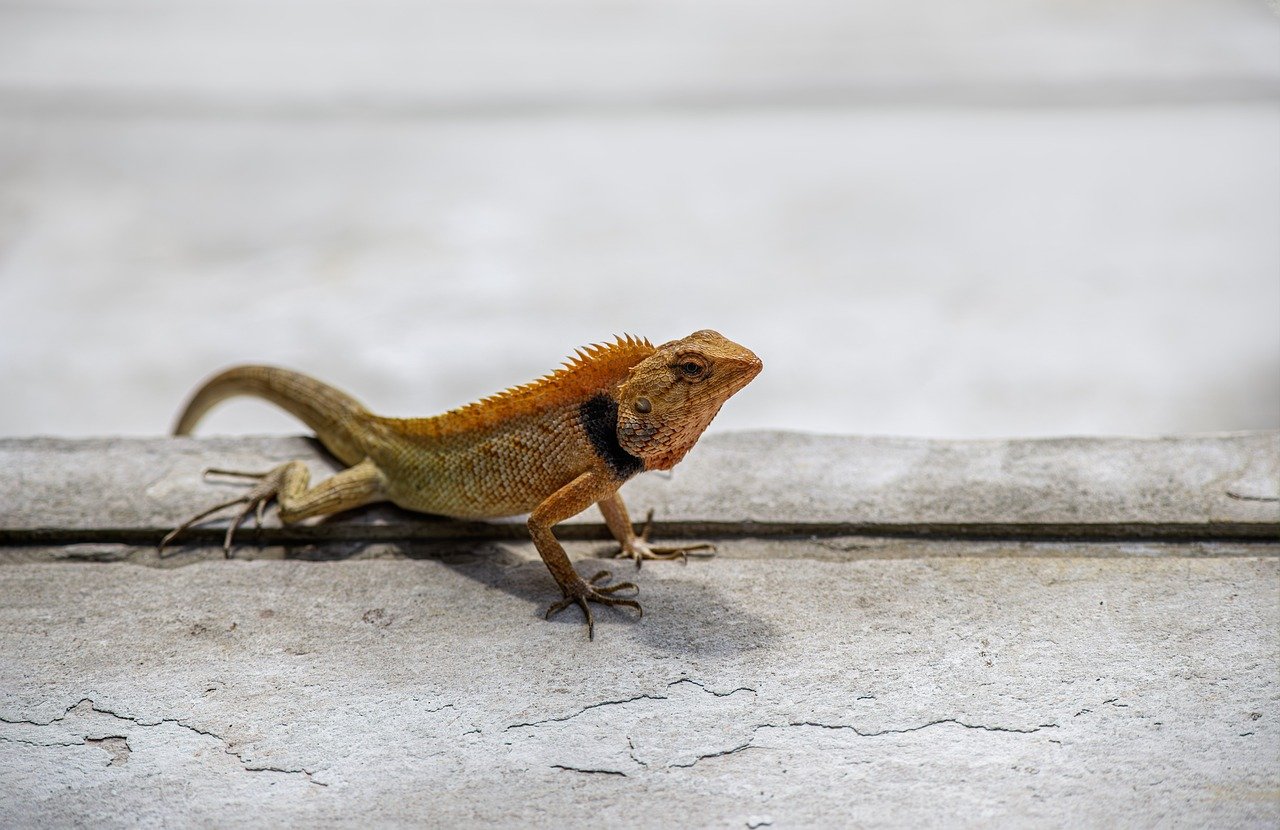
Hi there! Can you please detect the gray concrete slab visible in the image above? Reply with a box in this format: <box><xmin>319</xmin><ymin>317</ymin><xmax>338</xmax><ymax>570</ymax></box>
<box><xmin>2</xmin><ymin>433</ymin><xmax>1276</xmax><ymax>543</ymax></box>
<box><xmin>1</xmin><ymin>545</ymin><xmax>1276</xmax><ymax>827</ymax></box>
<box><xmin>2</xmin><ymin>433</ymin><xmax>1277</xmax><ymax>825</ymax></box>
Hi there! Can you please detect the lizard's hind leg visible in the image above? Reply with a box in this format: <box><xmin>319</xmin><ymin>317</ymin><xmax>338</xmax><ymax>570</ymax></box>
<box><xmin>160</xmin><ymin>458</ymin><xmax>386</xmax><ymax>555</ymax></box>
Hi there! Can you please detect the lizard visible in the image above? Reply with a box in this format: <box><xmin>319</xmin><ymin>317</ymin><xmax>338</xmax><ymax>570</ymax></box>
<box><xmin>160</xmin><ymin>329</ymin><xmax>762</xmax><ymax>638</ymax></box>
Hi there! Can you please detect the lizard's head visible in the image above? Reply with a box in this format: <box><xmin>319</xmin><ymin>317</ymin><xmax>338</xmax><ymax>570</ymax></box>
<box><xmin>615</xmin><ymin>329</ymin><xmax>762</xmax><ymax>471</ymax></box>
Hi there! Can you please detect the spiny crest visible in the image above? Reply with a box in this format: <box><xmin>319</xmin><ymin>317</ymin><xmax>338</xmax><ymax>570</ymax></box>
<box><xmin>420</xmin><ymin>334</ymin><xmax>655</xmax><ymax>436</ymax></box>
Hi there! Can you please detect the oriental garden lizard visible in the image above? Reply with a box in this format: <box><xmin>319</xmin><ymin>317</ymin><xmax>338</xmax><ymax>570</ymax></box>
<box><xmin>160</xmin><ymin>330</ymin><xmax>762</xmax><ymax>638</ymax></box>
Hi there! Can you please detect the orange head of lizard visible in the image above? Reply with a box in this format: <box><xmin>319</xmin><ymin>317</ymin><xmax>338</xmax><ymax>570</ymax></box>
<box><xmin>614</xmin><ymin>329</ymin><xmax>762</xmax><ymax>471</ymax></box>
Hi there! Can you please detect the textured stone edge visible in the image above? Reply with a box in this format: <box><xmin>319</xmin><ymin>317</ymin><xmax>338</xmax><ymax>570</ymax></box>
<box><xmin>0</xmin><ymin>431</ymin><xmax>1276</xmax><ymax>544</ymax></box>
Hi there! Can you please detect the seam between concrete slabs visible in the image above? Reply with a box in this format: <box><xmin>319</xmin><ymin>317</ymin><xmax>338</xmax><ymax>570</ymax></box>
<box><xmin>1</xmin><ymin>539</ymin><xmax>1277</xmax><ymax>569</ymax></box>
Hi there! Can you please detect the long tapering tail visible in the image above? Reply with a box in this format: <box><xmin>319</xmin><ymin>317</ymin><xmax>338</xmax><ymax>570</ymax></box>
<box><xmin>173</xmin><ymin>365</ymin><xmax>371</xmax><ymax>466</ymax></box>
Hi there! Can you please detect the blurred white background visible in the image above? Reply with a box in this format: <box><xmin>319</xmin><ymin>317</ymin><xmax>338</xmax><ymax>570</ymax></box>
<box><xmin>1</xmin><ymin>0</ymin><xmax>1277</xmax><ymax>439</ymax></box>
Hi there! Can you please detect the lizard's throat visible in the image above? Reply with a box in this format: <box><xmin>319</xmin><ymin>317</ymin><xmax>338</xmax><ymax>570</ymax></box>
<box><xmin>578</xmin><ymin>394</ymin><xmax>645</xmax><ymax>479</ymax></box>
<box><xmin>617</xmin><ymin>401</ymin><xmax>724</xmax><ymax>472</ymax></box>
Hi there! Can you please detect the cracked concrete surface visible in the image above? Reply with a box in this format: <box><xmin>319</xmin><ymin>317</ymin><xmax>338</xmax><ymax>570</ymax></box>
<box><xmin>1</xmin><ymin>698</ymin><xmax>322</xmax><ymax>785</ymax></box>
<box><xmin>1</xmin><ymin>433</ymin><xmax>1277</xmax><ymax>827</ymax></box>
<box><xmin>2</xmin><ymin>542</ymin><xmax>1277</xmax><ymax>827</ymax></box>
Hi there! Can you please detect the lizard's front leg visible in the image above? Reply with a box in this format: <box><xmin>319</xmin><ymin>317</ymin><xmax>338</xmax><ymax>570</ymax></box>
<box><xmin>529</xmin><ymin>472</ymin><xmax>641</xmax><ymax>640</ymax></box>
<box><xmin>597</xmin><ymin>491</ymin><xmax>715</xmax><ymax>569</ymax></box>
<box><xmin>160</xmin><ymin>457</ymin><xmax>386</xmax><ymax>555</ymax></box>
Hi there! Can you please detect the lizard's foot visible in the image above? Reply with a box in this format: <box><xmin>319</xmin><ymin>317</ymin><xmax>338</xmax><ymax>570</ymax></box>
<box><xmin>158</xmin><ymin>466</ymin><xmax>286</xmax><ymax>557</ymax></box>
<box><xmin>544</xmin><ymin>570</ymin><xmax>642</xmax><ymax>640</ymax></box>
<box><xmin>614</xmin><ymin>509</ymin><xmax>716</xmax><ymax>569</ymax></box>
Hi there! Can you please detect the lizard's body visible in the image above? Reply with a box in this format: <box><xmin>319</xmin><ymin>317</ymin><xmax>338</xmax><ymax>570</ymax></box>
<box><xmin>164</xmin><ymin>330</ymin><xmax>761</xmax><ymax>637</ymax></box>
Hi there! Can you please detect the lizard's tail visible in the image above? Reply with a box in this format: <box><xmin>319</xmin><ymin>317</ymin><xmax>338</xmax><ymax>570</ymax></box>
<box><xmin>173</xmin><ymin>365</ymin><xmax>371</xmax><ymax>465</ymax></box>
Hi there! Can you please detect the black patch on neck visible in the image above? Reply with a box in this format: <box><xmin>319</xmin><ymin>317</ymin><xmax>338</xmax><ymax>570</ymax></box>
<box><xmin>579</xmin><ymin>394</ymin><xmax>645</xmax><ymax>479</ymax></box>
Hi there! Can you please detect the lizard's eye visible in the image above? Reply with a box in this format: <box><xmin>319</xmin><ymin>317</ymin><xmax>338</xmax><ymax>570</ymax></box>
<box><xmin>676</xmin><ymin>356</ymin><xmax>708</xmax><ymax>379</ymax></box>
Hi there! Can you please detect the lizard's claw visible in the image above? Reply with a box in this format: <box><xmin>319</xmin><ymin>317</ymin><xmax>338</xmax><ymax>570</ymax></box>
<box><xmin>544</xmin><ymin>570</ymin><xmax>642</xmax><ymax>640</ymax></box>
<box><xmin>158</xmin><ymin>467</ymin><xmax>283</xmax><ymax>557</ymax></box>
<box><xmin>613</xmin><ymin>509</ymin><xmax>716</xmax><ymax>569</ymax></box>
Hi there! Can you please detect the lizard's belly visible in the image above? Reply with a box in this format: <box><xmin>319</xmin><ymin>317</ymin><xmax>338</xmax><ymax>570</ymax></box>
<box><xmin>375</xmin><ymin>421</ymin><xmax>596</xmax><ymax>520</ymax></box>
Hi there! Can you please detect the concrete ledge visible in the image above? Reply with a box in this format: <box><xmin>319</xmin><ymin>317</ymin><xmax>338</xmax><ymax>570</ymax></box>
<box><xmin>2</xmin><ymin>432</ymin><xmax>1278</xmax><ymax>827</ymax></box>
<box><xmin>1</xmin><ymin>432</ymin><xmax>1276</xmax><ymax>547</ymax></box>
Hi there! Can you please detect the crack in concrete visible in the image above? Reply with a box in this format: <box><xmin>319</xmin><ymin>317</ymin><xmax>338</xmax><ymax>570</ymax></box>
<box><xmin>1226</xmin><ymin>490</ymin><xmax>1279</xmax><ymax>502</ymax></box>
<box><xmin>506</xmin><ymin>694</ymin><xmax>669</xmax><ymax>730</ymax></box>
<box><xmin>506</xmin><ymin>678</ymin><xmax>757</xmax><ymax>731</ymax></box>
<box><xmin>626</xmin><ymin>735</ymin><xmax>649</xmax><ymax>768</ymax></box>
<box><xmin>0</xmin><ymin>734</ymin><xmax>87</xmax><ymax>748</ymax></box>
<box><xmin>668</xmin><ymin>718</ymin><xmax>1058</xmax><ymax>769</ymax></box>
<box><xmin>423</xmin><ymin>704</ymin><xmax>456</xmax><ymax>713</ymax></box>
<box><xmin>669</xmin><ymin>741</ymin><xmax>757</xmax><ymax>768</ymax></box>
<box><xmin>550</xmin><ymin>764</ymin><xmax>627</xmax><ymax>777</ymax></box>
<box><xmin>782</xmin><ymin>718</ymin><xmax>1058</xmax><ymax>736</ymax></box>
<box><xmin>667</xmin><ymin>678</ymin><xmax>757</xmax><ymax>697</ymax></box>
<box><xmin>0</xmin><ymin>699</ymin><xmax>326</xmax><ymax>786</ymax></box>
<box><xmin>505</xmin><ymin>682</ymin><xmax>1049</xmax><ymax>773</ymax></box>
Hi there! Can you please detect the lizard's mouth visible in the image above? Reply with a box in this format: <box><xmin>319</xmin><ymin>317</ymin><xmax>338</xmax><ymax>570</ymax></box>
<box><xmin>726</xmin><ymin>350</ymin><xmax>764</xmax><ymax>395</ymax></box>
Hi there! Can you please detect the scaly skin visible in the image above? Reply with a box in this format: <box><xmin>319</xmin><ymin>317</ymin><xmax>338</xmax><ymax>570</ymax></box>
<box><xmin>161</xmin><ymin>330</ymin><xmax>762</xmax><ymax>638</ymax></box>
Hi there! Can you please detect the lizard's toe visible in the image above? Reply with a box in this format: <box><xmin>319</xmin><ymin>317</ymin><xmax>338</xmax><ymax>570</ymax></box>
<box><xmin>160</xmin><ymin>467</ymin><xmax>285</xmax><ymax>557</ymax></box>
<box><xmin>544</xmin><ymin>576</ymin><xmax>644</xmax><ymax>640</ymax></box>
<box><xmin>613</xmin><ymin>538</ymin><xmax>716</xmax><ymax>569</ymax></box>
